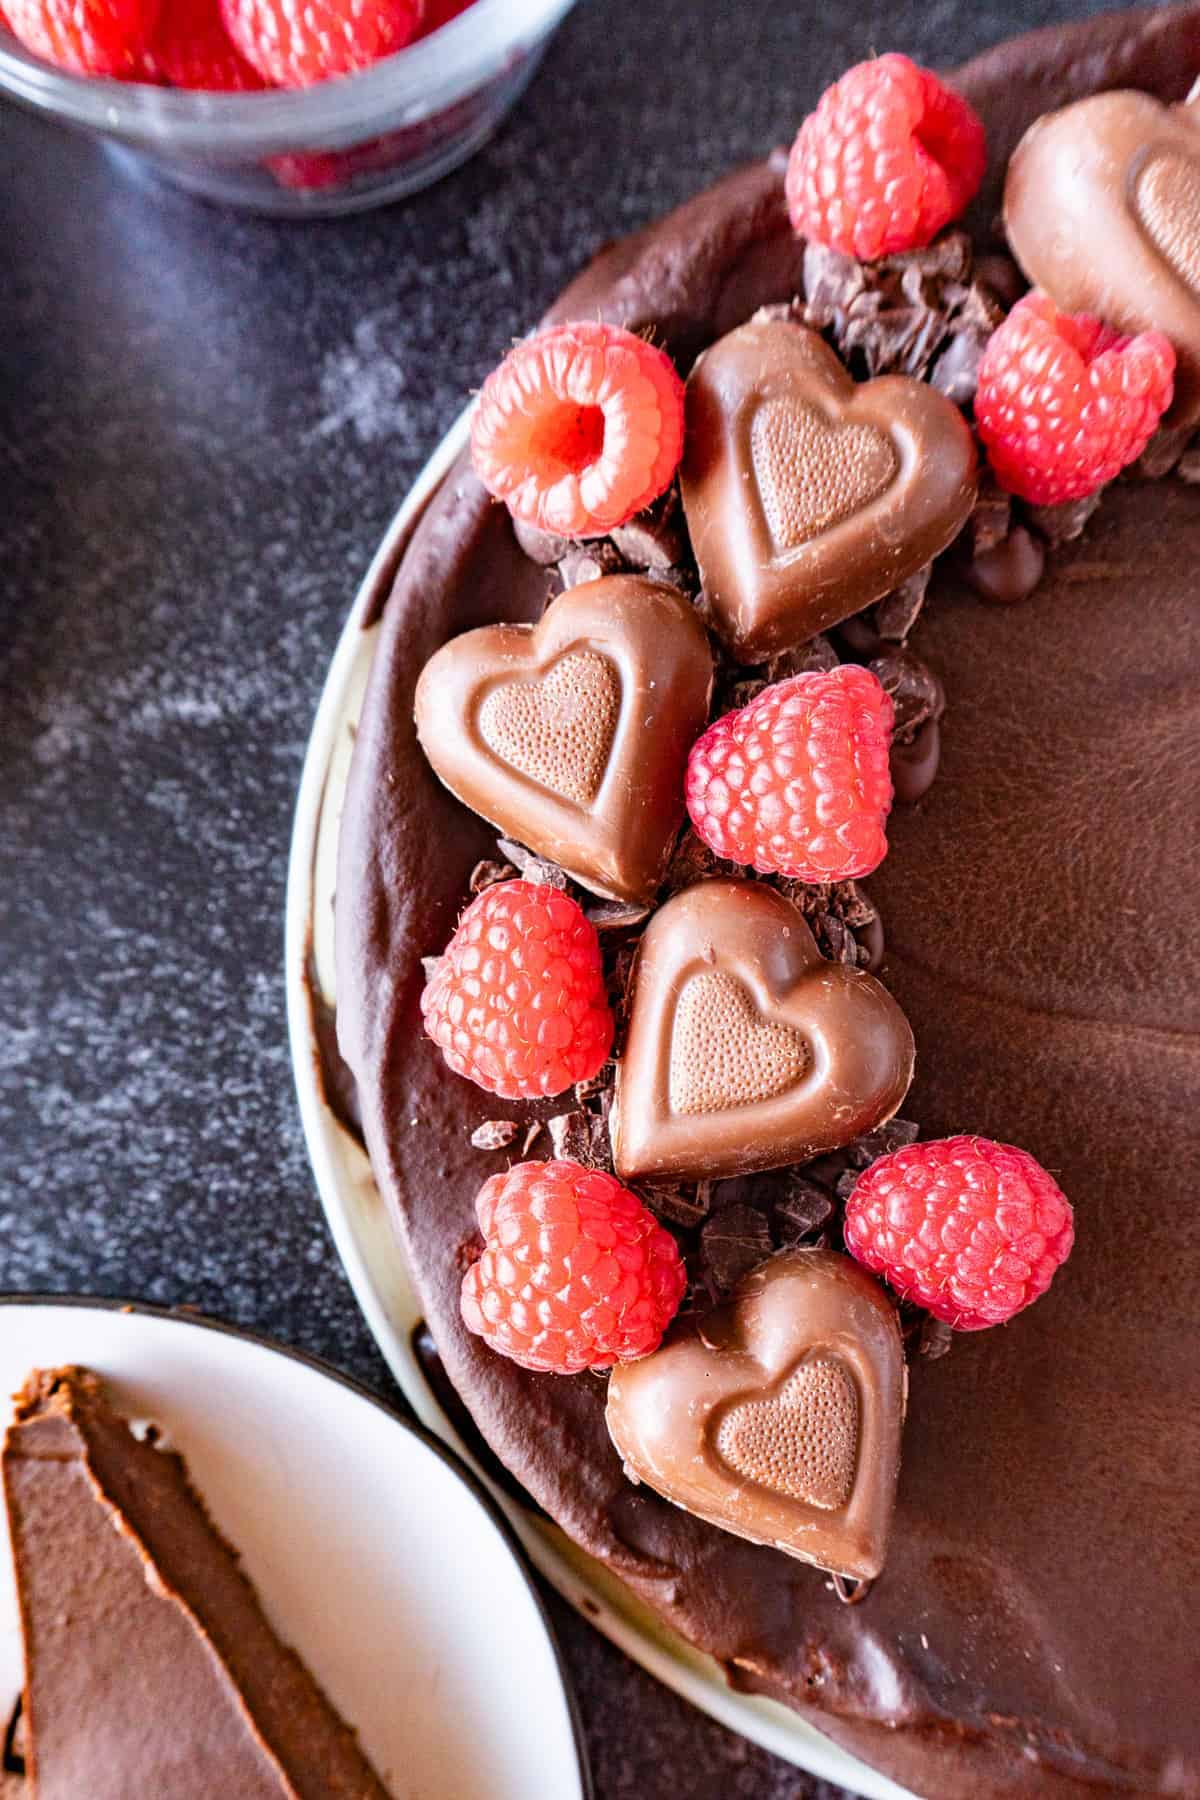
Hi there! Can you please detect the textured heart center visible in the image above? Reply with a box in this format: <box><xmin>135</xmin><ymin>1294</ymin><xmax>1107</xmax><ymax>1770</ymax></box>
<box><xmin>751</xmin><ymin>399</ymin><xmax>898</xmax><ymax>552</ymax></box>
<box><xmin>1134</xmin><ymin>150</ymin><xmax>1200</xmax><ymax>292</ymax></box>
<box><xmin>669</xmin><ymin>971</ymin><xmax>810</xmax><ymax>1115</ymax></box>
<box><xmin>712</xmin><ymin>1357</ymin><xmax>859</xmax><ymax>1510</ymax></box>
<box><xmin>477</xmin><ymin>650</ymin><xmax>620</xmax><ymax>806</ymax></box>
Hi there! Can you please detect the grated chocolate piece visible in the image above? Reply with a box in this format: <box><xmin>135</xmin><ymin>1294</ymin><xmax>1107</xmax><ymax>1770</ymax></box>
<box><xmin>644</xmin><ymin>1182</ymin><xmax>713</xmax><ymax>1228</ymax></box>
<box><xmin>772</xmin><ymin>1175</ymin><xmax>835</xmax><ymax>1245</ymax></box>
<box><xmin>547</xmin><ymin>1109</ymin><xmax>614</xmax><ymax>1173</ymax></box>
<box><xmin>873</xmin><ymin>566</ymin><xmax>931</xmax><ymax>643</ymax></box>
<box><xmin>1023</xmin><ymin>491</ymin><xmax>1103</xmax><ymax>545</ymax></box>
<box><xmin>585</xmin><ymin>898</ymin><xmax>652</xmax><ymax>932</ymax></box>
<box><xmin>869</xmin><ymin>648</ymin><xmax>946</xmax><ymax>743</ymax></box>
<box><xmin>918</xmin><ymin>1315</ymin><xmax>955</xmax><ymax>1360</ymax></box>
<box><xmin>700</xmin><ymin>1202</ymin><xmax>774</xmax><ymax>1296</ymax></box>
<box><xmin>470</xmin><ymin>1119</ymin><xmax>518</xmax><ymax>1151</ymax></box>
<box><xmin>469</xmin><ymin>857</ymin><xmax>518</xmax><ymax>894</ymax></box>
<box><xmin>1131</xmin><ymin>423</ymin><xmax>1196</xmax><ymax>481</ymax></box>
<box><xmin>610</xmin><ymin>492</ymin><xmax>688</xmax><ymax>572</ymax></box>
<box><xmin>845</xmin><ymin>1117</ymin><xmax>920</xmax><ymax>1167</ymax></box>
<box><xmin>513</xmin><ymin>518</ymin><xmax>572</xmax><ymax>565</ymax></box>
<box><xmin>495</xmin><ymin>839</ymin><xmax>571</xmax><ymax>889</ymax></box>
<box><xmin>967</xmin><ymin>474</ymin><xmax>1013</xmax><ymax>557</ymax></box>
<box><xmin>557</xmin><ymin>541</ymin><xmax>625</xmax><ymax>590</ymax></box>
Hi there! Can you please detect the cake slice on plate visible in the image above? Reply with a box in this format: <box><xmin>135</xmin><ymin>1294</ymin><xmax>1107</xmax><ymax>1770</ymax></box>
<box><xmin>2</xmin><ymin>1367</ymin><xmax>389</xmax><ymax>1799</ymax></box>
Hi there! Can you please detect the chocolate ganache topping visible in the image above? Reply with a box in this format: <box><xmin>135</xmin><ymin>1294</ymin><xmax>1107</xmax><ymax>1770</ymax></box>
<box><xmin>335</xmin><ymin>7</ymin><xmax>1200</xmax><ymax>1796</ymax></box>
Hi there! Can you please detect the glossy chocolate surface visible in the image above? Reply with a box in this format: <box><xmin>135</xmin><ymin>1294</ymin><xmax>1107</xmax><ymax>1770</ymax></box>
<box><xmin>415</xmin><ymin>576</ymin><xmax>713</xmax><ymax>903</ymax></box>
<box><xmin>1005</xmin><ymin>88</ymin><xmax>1200</xmax><ymax>425</ymax></box>
<box><xmin>680</xmin><ymin>319</ymin><xmax>977</xmax><ymax>660</ymax></box>
<box><xmin>607</xmin><ymin>1250</ymin><xmax>904</xmax><ymax>1582</ymax></box>
<box><xmin>611</xmin><ymin>881</ymin><xmax>914</xmax><ymax>1182</ymax></box>
<box><xmin>335</xmin><ymin>9</ymin><xmax>1200</xmax><ymax>1796</ymax></box>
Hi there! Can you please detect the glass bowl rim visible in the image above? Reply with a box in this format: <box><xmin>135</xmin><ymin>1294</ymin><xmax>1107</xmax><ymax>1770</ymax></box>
<box><xmin>0</xmin><ymin>0</ymin><xmax>577</xmax><ymax>153</ymax></box>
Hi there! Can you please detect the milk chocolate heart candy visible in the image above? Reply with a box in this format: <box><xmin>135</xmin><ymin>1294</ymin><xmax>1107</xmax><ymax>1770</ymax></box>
<box><xmin>610</xmin><ymin>879</ymin><xmax>914</xmax><ymax>1183</ymax></box>
<box><xmin>606</xmin><ymin>1248</ymin><xmax>906</xmax><ymax>1580</ymax></box>
<box><xmin>679</xmin><ymin>318</ymin><xmax>977</xmax><ymax>663</ymax></box>
<box><xmin>1005</xmin><ymin>90</ymin><xmax>1200</xmax><ymax>426</ymax></box>
<box><xmin>415</xmin><ymin>575</ymin><xmax>713</xmax><ymax>904</ymax></box>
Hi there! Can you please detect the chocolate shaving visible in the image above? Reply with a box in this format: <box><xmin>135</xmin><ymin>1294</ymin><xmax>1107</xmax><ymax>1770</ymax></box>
<box><xmin>547</xmin><ymin>1109</ymin><xmax>614</xmax><ymax>1173</ymax></box>
<box><xmin>772</xmin><ymin>1175</ymin><xmax>835</xmax><ymax>1245</ymax></box>
<box><xmin>869</xmin><ymin>648</ymin><xmax>946</xmax><ymax>744</ymax></box>
<box><xmin>574</xmin><ymin>1062</ymin><xmax>616</xmax><ymax>1103</ymax></box>
<box><xmin>845</xmin><ymin>1117</ymin><xmax>920</xmax><ymax>1166</ymax></box>
<box><xmin>918</xmin><ymin>1315</ymin><xmax>955</xmax><ymax>1361</ymax></box>
<box><xmin>700</xmin><ymin>1201</ymin><xmax>774</xmax><ymax>1296</ymax></box>
<box><xmin>1131</xmin><ymin>423</ymin><xmax>1196</xmax><ymax>481</ymax></box>
<box><xmin>1023</xmin><ymin>491</ymin><xmax>1103</xmax><ymax>546</ymax></box>
<box><xmin>420</xmin><ymin>954</ymin><xmax>441</xmax><ymax>983</ymax></box>
<box><xmin>802</xmin><ymin>232</ymin><xmax>1000</xmax><ymax>388</ymax></box>
<box><xmin>609</xmin><ymin>492</ymin><xmax>688</xmax><ymax>572</ymax></box>
<box><xmin>520</xmin><ymin>1120</ymin><xmax>544</xmax><ymax>1157</ymax></box>
<box><xmin>645</xmin><ymin>1182</ymin><xmax>713</xmax><ymax>1228</ymax></box>
<box><xmin>966</xmin><ymin>472</ymin><xmax>1013</xmax><ymax>557</ymax></box>
<box><xmin>512</xmin><ymin>518</ymin><xmax>571</xmax><ymax>565</ymax></box>
<box><xmin>662</xmin><ymin>827</ymin><xmax>744</xmax><ymax>895</ymax></box>
<box><xmin>494</xmin><ymin>839</ymin><xmax>570</xmax><ymax>889</ymax></box>
<box><xmin>469</xmin><ymin>857</ymin><xmax>517</xmax><ymax>894</ymax></box>
<box><xmin>585</xmin><ymin>898</ymin><xmax>652</xmax><ymax>932</ymax></box>
<box><xmin>873</xmin><ymin>566</ymin><xmax>930</xmax><ymax>643</ymax></box>
<box><xmin>470</xmin><ymin>1119</ymin><xmax>518</xmax><ymax>1151</ymax></box>
<box><xmin>764</xmin><ymin>632</ymin><xmax>841</xmax><ymax>680</ymax></box>
<box><xmin>557</xmin><ymin>541</ymin><xmax>626</xmax><ymax>590</ymax></box>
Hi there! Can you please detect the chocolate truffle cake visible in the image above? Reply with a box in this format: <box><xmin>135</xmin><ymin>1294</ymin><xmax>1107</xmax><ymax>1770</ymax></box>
<box><xmin>334</xmin><ymin>7</ymin><xmax>1200</xmax><ymax>1797</ymax></box>
<box><xmin>3</xmin><ymin>1368</ymin><xmax>389</xmax><ymax>1798</ymax></box>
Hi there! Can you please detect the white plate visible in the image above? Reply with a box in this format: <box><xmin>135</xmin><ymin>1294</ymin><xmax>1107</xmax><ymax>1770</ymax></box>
<box><xmin>285</xmin><ymin>412</ymin><xmax>919</xmax><ymax>1800</ymax></box>
<box><xmin>0</xmin><ymin>1299</ymin><xmax>588</xmax><ymax>1800</ymax></box>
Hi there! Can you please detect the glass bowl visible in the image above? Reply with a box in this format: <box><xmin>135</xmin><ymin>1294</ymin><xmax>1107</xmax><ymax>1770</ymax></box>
<box><xmin>0</xmin><ymin>0</ymin><xmax>578</xmax><ymax>215</ymax></box>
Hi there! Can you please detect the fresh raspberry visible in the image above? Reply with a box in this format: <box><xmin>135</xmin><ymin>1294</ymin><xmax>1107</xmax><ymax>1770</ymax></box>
<box><xmin>142</xmin><ymin>0</ymin><xmax>265</xmax><ymax>88</ymax></box>
<box><xmin>685</xmin><ymin>665</ymin><xmax>894</xmax><ymax>883</ymax></box>
<box><xmin>461</xmin><ymin>1160</ymin><xmax>686</xmax><ymax>1373</ymax></box>
<box><xmin>470</xmin><ymin>320</ymin><xmax>685</xmax><ymax>539</ymax></box>
<box><xmin>421</xmin><ymin>880</ymin><xmax>613</xmax><ymax>1101</ymax></box>
<box><xmin>7</xmin><ymin>0</ymin><xmax>157</xmax><ymax>75</ymax></box>
<box><xmin>974</xmin><ymin>292</ymin><xmax>1175</xmax><ymax>505</ymax></box>
<box><xmin>844</xmin><ymin>1136</ymin><xmax>1075</xmax><ymax>1330</ymax></box>
<box><xmin>220</xmin><ymin>0</ymin><xmax>419</xmax><ymax>87</ymax></box>
<box><xmin>418</xmin><ymin>0</ymin><xmax>472</xmax><ymax>30</ymax></box>
<box><xmin>785</xmin><ymin>54</ymin><xmax>986</xmax><ymax>260</ymax></box>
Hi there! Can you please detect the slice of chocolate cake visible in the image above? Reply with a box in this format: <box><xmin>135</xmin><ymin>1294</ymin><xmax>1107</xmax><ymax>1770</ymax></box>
<box><xmin>2</xmin><ymin>1368</ymin><xmax>389</xmax><ymax>1800</ymax></box>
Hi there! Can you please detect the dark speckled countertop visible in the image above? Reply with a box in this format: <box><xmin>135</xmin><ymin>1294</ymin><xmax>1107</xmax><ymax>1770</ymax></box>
<box><xmin>0</xmin><ymin>0</ymin><xmax>1111</xmax><ymax>1791</ymax></box>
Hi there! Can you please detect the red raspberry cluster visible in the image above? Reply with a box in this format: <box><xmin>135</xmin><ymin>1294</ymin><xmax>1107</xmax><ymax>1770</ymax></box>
<box><xmin>4</xmin><ymin>0</ymin><xmax>469</xmax><ymax>90</ymax></box>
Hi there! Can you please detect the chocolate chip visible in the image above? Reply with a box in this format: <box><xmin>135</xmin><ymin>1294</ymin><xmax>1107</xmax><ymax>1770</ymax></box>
<box><xmin>700</xmin><ymin>1202</ymin><xmax>773</xmax><ymax>1295</ymax></box>
<box><xmin>890</xmin><ymin>718</ymin><xmax>941</xmax><ymax>804</ymax></box>
<box><xmin>470</xmin><ymin>1119</ymin><xmax>518</xmax><ymax>1151</ymax></box>
<box><xmin>966</xmin><ymin>526</ymin><xmax>1045</xmax><ymax>605</ymax></box>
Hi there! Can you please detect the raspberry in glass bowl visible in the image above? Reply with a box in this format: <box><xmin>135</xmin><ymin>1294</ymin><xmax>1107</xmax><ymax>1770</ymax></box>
<box><xmin>0</xmin><ymin>0</ymin><xmax>578</xmax><ymax>215</ymax></box>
